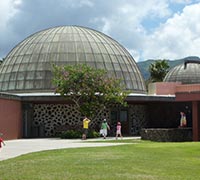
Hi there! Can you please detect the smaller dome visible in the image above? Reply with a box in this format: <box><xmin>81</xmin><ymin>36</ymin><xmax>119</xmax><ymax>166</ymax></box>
<box><xmin>164</xmin><ymin>60</ymin><xmax>200</xmax><ymax>84</ymax></box>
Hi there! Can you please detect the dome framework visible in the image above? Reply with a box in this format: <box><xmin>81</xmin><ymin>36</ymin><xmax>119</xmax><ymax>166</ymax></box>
<box><xmin>0</xmin><ymin>26</ymin><xmax>146</xmax><ymax>93</ymax></box>
<box><xmin>164</xmin><ymin>60</ymin><xmax>200</xmax><ymax>84</ymax></box>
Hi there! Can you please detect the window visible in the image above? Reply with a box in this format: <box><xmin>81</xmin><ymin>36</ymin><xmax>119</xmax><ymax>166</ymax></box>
<box><xmin>120</xmin><ymin>110</ymin><xmax>128</xmax><ymax>122</ymax></box>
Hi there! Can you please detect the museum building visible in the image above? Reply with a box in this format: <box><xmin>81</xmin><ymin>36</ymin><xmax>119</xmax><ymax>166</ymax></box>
<box><xmin>0</xmin><ymin>26</ymin><xmax>199</xmax><ymax>141</ymax></box>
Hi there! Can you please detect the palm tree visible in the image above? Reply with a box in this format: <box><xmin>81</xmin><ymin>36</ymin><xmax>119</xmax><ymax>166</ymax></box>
<box><xmin>149</xmin><ymin>60</ymin><xmax>170</xmax><ymax>82</ymax></box>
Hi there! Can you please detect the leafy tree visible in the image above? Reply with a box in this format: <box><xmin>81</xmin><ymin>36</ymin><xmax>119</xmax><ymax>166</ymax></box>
<box><xmin>148</xmin><ymin>60</ymin><xmax>170</xmax><ymax>82</ymax></box>
<box><xmin>52</xmin><ymin>64</ymin><xmax>128</xmax><ymax>119</ymax></box>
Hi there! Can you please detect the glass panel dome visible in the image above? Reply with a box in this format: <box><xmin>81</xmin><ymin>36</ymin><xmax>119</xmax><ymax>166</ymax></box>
<box><xmin>0</xmin><ymin>26</ymin><xmax>146</xmax><ymax>93</ymax></box>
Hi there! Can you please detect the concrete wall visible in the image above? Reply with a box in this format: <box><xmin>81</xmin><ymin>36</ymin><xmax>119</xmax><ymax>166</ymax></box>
<box><xmin>0</xmin><ymin>98</ymin><xmax>22</xmax><ymax>140</ymax></box>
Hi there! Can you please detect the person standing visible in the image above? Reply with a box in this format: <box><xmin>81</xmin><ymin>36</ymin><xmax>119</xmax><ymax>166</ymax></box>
<box><xmin>179</xmin><ymin>111</ymin><xmax>187</xmax><ymax>127</ymax></box>
<box><xmin>82</xmin><ymin>117</ymin><xmax>91</xmax><ymax>140</ymax></box>
<box><xmin>116</xmin><ymin>121</ymin><xmax>123</xmax><ymax>140</ymax></box>
<box><xmin>101</xmin><ymin>119</ymin><xmax>110</xmax><ymax>139</ymax></box>
<box><xmin>0</xmin><ymin>133</ymin><xmax>5</xmax><ymax>148</ymax></box>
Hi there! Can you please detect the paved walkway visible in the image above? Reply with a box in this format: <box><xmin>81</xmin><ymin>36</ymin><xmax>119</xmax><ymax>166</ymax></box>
<box><xmin>0</xmin><ymin>137</ymin><xmax>140</xmax><ymax>161</ymax></box>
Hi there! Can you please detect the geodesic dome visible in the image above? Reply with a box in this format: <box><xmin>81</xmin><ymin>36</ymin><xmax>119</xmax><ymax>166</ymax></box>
<box><xmin>0</xmin><ymin>26</ymin><xmax>146</xmax><ymax>93</ymax></box>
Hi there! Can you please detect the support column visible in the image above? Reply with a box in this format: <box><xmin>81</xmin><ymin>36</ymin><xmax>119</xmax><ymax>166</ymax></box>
<box><xmin>192</xmin><ymin>101</ymin><xmax>199</xmax><ymax>141</ymax></box>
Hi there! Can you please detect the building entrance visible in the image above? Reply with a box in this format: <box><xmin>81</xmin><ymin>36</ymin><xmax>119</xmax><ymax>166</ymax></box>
<box><xmin>23</xmin><ymin>103</ymin><xmax>45</xmax><ymax>138</ymax></box>
<box><xmin>110</xmin><ymin>108</ymin><xmax>129</xmax><ymax>136</ymax></box>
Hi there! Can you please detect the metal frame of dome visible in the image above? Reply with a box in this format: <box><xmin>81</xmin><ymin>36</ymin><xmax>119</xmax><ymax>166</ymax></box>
<box><xmin>0</xmin><ymin>26</ymin><xmax>146</xmax><ymax>93</ymax></box>
<box><xmin>164</xmin><ymin>60</ymin><xmax>200</xmax><ymax>84</ymax></box>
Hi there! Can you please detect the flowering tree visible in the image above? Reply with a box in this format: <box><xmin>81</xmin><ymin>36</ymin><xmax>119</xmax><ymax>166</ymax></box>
<box><xmin>52</xmin><ymin>64</ymin><xmax>128</xmax><ymax>119</ymax></box>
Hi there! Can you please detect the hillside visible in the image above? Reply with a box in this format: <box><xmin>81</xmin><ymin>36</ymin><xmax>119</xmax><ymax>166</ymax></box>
<box><xmin>137</xmin><ymin>56</ymin><xmax>200</xmax><ymax>80</ymax></box>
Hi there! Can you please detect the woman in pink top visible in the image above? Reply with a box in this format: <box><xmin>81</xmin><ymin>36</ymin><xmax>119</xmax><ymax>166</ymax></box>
<box><xmin>116</xmin><ymin>122</ymin><xmax>123</xmax><ymax>140</ymax></box>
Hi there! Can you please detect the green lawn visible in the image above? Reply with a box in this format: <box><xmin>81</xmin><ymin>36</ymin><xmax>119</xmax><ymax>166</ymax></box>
<box><xmin>0</xmin><ymin>140</ymin><xmax>200</xmax><ymax>180</ymax></box>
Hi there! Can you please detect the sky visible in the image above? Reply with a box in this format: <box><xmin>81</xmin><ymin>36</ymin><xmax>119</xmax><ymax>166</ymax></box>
<box><xmin>0</xmin><ymin>0</ymin><xmax>200</xmax><ymax>62</ymax></box>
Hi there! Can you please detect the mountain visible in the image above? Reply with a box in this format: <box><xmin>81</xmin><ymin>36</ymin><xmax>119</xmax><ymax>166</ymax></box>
<box><xmin>137</xmin><ymin>56</ymin><xmax>200</xmax><ymax>80</ymax></box>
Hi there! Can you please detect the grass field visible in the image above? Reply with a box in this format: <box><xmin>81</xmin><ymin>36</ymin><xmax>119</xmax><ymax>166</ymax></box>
<box><xmin>0</xmin><ymin>140</ymin><xmax>200</xmax><ymax>180</ymax></box>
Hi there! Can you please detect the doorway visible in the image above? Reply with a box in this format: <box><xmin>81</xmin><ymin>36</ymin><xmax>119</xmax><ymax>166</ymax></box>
<box><xmin>110</xmin><ymin>108</ymin><xmax>129</xmax><ymax>136</ymax></box>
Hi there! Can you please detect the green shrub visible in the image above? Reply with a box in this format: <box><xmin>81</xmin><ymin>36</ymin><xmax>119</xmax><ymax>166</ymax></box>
<box><xmin>87</xmin><ymin>130</ymin><xmax>100</xmax><ymax>138</ymax></box>
<box><xmin>60</xmin><ymin>130</ymin><xmax>82</xmax><ymax>139</ymax></box>
<box><xmin>59</xmin><ymin>129</ymin><xmax>100</xmax><ymax>139</ymax></box>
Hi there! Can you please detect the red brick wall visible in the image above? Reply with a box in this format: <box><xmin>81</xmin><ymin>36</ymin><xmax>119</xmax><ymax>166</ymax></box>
<box><xmin>149</xmin><ymin>83</ymin><xmax>200</xmax><ymax>96</ymax></box>
<box><xmin>176</xmin><ymin>84</ymin><xmax>200</xmax><ymax>93</ymax></box>
<box><xmin>148</xmin><ymin>82</ymin><xmax>181</xmax><ymax>95</ymax></box>
<box><xmin>0</xmin><ymin>98</ymin><xmax>22</xmax><ymax>140</ymax></box>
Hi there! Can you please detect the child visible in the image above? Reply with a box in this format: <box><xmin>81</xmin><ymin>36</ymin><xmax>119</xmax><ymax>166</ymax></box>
<box><xmin>101</xmin><ymin>119</ymin><xmax>110</xmax><ymax>139</ymax></box>
<box><xmin>116</xmin><ymin>122</ymin><xmax>123</xmax><ymax>140</ymax></box>
<box><xmin>0</xmin><ymin>133</ymin><xmax>5</xmax><ymax>148</ymax></box>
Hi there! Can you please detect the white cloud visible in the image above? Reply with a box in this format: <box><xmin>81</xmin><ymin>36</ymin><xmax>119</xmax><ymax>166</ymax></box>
<box><xmin>89</xmin><ymin>0</ymin><xmax>173</xmax><ymax>62</ymax></box>
<box><xmin>79</xmin><ymin>0</ymin><xmax>94</xmax><ymax>7</ymax></box>
<box><xmin>170</xmin><ymin>0</ymin><xmax>192</xmax><ymax>4</ymax></box>
<box><xmin>0</xmin><ymin>0</ymin><xmax>21</xmax><ymax>30</ymax></box>
<box><xmin>62</xmin><ymin>0</ymin><xmax>94</xmax><ymax>8</ymax></box>
<box><xmin>142</xmin><ymin>3</ymin><xmax>200</xmax><ymax>60</ymax></box>
<box><xmin>0</xmin><ymin>0</ymin><xmax>22</xmax><ymax>58</ymax></box>
<box><xmin>96</xmin><ymin>0</ymin><xmax>171</xmax><ymax>34</ymax></box>
<box><xmin>128</xmin><ymin>49</ymin><xmax>141</xmax><ymax>62</ymax></box>
<box><xmin>0</xmin><ymin>0</ymin><xmax>200</xmax><ymax>62</ymax></box>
